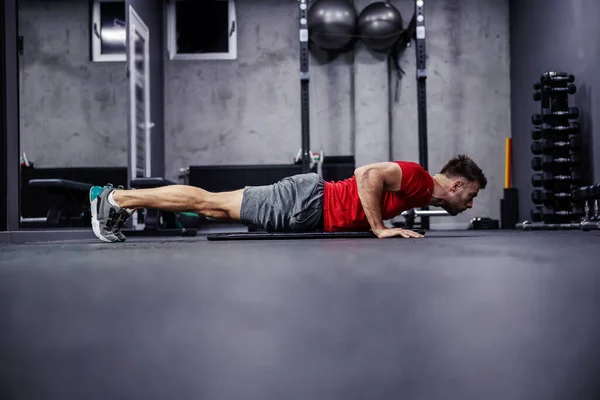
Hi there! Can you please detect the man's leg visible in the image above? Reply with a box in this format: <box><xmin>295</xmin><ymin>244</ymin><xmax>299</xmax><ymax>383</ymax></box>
<box><xmin>89</xmin><ymin>184</ymin><xmax>243</xmax><ymax>242</ymax></box>
<box><xmin>113</xmin><ymin>185</ymin><xmax>244</xmax><ymax>220</ymax></box>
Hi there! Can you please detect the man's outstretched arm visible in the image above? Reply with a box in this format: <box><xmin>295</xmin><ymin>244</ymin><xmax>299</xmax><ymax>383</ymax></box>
<box><xmin>354</xmin><ymin>162</ymin><xmax>423</xmax><ymax>239</ymax></box>
<box><xmin>355</xmin><ymin>162</ymin><xmax>402</xmax><ymax>234</ymax></box>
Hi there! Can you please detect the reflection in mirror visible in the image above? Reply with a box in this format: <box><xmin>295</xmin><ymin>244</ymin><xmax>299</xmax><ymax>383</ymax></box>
<box><xmin>18</xmin><ymin>0</ymin><xmax>128</xmax><ymax>229</ymax></box>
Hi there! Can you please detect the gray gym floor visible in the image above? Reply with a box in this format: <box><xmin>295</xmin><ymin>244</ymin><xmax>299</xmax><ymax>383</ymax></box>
<box><xmin>1</xmin><ymin>230</ymin><xmax>600</xmax><ymax>400</ymax></box>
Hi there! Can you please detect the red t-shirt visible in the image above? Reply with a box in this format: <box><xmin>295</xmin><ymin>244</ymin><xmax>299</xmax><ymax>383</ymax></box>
<box><xmin>323</xmin><ymin>161</ymin><xmax>434</xmax><ymax>232</ymax></box>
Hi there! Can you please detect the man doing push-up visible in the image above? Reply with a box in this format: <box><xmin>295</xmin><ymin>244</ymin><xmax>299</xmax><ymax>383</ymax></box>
<box><xmin>89</xmin><ymin>154</ymin><xmax>487</xmax><ymax>242</ymax></box>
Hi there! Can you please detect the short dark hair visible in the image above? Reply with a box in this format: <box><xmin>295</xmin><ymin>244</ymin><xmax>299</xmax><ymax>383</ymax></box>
<box><xmin>440</xmin><ymin>154</ymin><xmax>487</xmax><ymax>189</ymax></box>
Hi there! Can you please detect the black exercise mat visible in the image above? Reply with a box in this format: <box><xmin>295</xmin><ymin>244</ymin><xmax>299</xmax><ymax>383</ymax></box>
<box><xmin>207</xmin><ymin>230</ymin><xmax>426</xmax><ymax>241</ymax></box>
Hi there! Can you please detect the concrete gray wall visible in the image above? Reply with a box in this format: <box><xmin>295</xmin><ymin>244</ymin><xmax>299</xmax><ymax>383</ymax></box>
<box><xmin>18</xmin><ymin>0</ymin><xmax>128</xmax><ymax>168</ymax></box>
<box><xmin>165</xmin><ymin>0</ymin><xmax>511</xmax><ymax>225</ymax></box>
<box><xmin>509</xmin><ymin>0</ymin><xmax>600</xmax><ymax>222</ymax></box>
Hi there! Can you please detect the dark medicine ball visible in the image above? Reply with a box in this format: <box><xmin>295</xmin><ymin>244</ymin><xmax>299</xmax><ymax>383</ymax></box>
<box><xmin>358</xmin><ymin>2</ymin><xmax>404</xmax><ymax>52</ymax></box>
<box><xmin>308</xmin><ymin>0</ymin><xmax>357</xmax><ymax>51</ymax></box>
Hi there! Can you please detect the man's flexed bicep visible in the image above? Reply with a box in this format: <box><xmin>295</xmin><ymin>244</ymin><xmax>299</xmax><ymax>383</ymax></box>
<box><xmin>354</xmin><ymin>162</ymin><xmax>404</xmax><ymax>234</ymax></box>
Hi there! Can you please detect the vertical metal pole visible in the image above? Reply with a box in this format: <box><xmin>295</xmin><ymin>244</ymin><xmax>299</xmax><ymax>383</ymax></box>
<box><xmin>0</xmin><ymin>0</ymin><xmax>7</xmax><ymax>231</ymax></box>
<box><xmin>299</xmin><ymin>0</ymin><xmax>311</xmax><ymax>173</ymax></box>
<box><xmin>0</xmin><ymin>3</ymin><xmax>8</xmax><ymax>232</ymax></box>
<box><xmin>415</xmin><ymin>0</ymin><xmax>429</xmax><ymax>229</ymax></box>
<box><xmin>3</xmin><ymin>0</ymin><xmax>20</xmax><ymax>231</ymax></box>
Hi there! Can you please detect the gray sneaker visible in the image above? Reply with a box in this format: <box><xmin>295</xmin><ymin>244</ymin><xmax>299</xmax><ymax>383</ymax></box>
<box><xmin>89</xmin><ymin>185</ymin><xmax>132</xmax><ymax>243</ymax></box>
<box><xmin>112</xmin><ymin>203</ymin><xmax>132</xmax><ymax>242</ymax></box>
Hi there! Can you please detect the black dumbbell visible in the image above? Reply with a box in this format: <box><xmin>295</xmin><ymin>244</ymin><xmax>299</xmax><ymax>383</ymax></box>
<box><xmin>531</xmin><ymin>206</ymin><xmax>584</xmax><ymax>221</ymax></box>
<box><xmin>581</xmin><ymin>220</ymin><xmax>600</xmax><ymax>231</ymax></box>
<box><xmin>549</xmin><ymin>107</ymin><xmax>580</xmax><ymax>119</ymax></box>
<box><xmin>578</xmin><ymin>185</ymin><xmax>600</xmax><ymax>201</ymax></box>
<box><xmin>586</xmin><ymin>185</ymin><xmax>599</xmax><ymax>199</ymax></box>
<box><xmin>532</xmin><ymin>154</ymin><xmax>581</xmax><ymax>171</ymax></box>
<box><xmin>542</xmin><ymin>84</ymin><xmax>576</xmax><ymax>95</ymax></box>
<box><xmin>530</xmin><ymin>137</ymin><xmax>581</xmax><ymax>155</ymax></box>
<box><xmin>531</xmin><ymin>123</ymin><xmax>579</xmax><ymax>140</ymax></box>
<box><xmin>540</xmin><ymin>72</ymin><xmax>575</xmax><ymax>83</ymax></box>
<box><xmin>533</xmin><ymin>85</ymin><xmax>577</xmax><ymax>101</ymax></box>
<box><xmin>572</xmin><ymin>186</ymin><xmax>590</xmax><ymax>201</ymax></box>
<box><xmin>531</xmin><ymin>190</ymin><xmax>571</xmax><ymax>205</ymax></box>
<box><xmin>531</xmin><ymin>208</ymin><xmax>543</xmax><ymax>222</ymax></box>
<box><xmin>531</xmin><ymin>171</ymin><xmax>581</xmax><ymax>188</ymax></box>
<box><xmin>587</xmin><ymin>184</ymin><xmax>600</xmax><ymax>202</ymax></box>
<box><xmin>532</xmin><ymin>108</ymin><xmax>579</xmax><ymax>125</ymax></box>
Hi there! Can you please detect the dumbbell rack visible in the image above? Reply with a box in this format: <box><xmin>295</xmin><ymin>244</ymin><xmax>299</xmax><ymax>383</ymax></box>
<box><xmin>529</xmin><ymin>72</ymin><xmax>582</xmax><ymax>227</ymax></box>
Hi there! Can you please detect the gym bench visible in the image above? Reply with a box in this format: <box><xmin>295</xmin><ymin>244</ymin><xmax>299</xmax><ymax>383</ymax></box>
<box><xmin>27</xmin><ymin>179</ymin><xmax>93</xmax><ymax>227</ymax></box>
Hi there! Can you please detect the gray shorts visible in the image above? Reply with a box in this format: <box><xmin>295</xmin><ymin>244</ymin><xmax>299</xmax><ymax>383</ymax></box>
<box><xmin>240</xmin><ymin>173</ymin><xmax>325</xmax><ymax>232</ymax></box>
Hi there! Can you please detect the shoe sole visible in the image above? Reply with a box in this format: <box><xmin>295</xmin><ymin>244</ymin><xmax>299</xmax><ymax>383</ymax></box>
<box><xmin>90</xmin><ymin>189</ymin><xmax>117</xmax><ymax>243</ymax></box>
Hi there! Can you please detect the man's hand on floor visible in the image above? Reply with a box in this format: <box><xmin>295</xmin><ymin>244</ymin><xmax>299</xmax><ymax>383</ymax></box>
<box><xmin>373</xmin><ymin>227</ymin><xmax>424</xmax><ymax>239</ymax></box>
